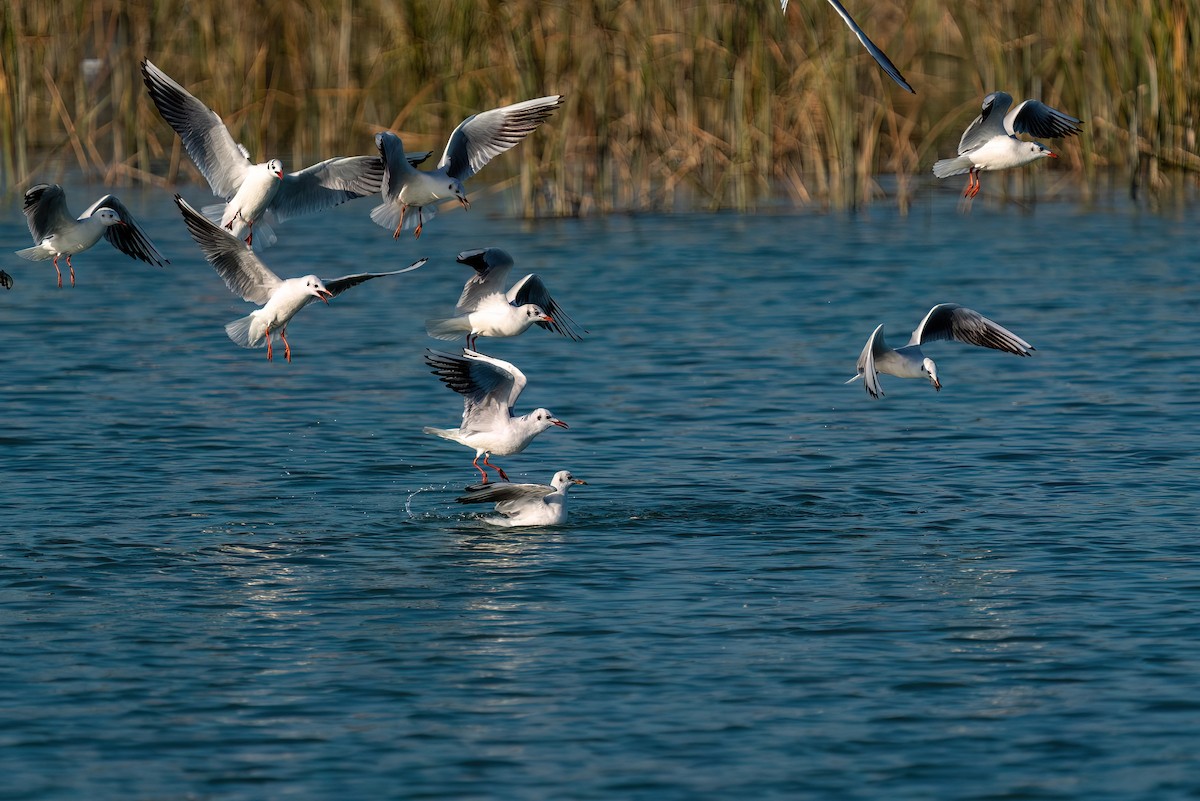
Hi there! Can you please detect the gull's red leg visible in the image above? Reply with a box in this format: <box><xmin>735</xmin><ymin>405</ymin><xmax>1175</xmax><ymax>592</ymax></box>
<box><xmin>472</xmin><ymin>455</ymin><xmax>490</xmax><ymax>484</ymax></box>
<box><xmin>483</xmin><ymin>454</ymin><xmax>508</xmax><ymax>482</ymax></box>
<box><xmin>265</xmin><ymin>327</ymin><xmax>274</xmax><ymax>361</ymax></box>
<box><xmin>414</xmin><ymin>208</ymin><xmax>424</xmax><ymax>240</ymax></box>
<box><xmin>392</xmin><ymin>205</ymin><xmax>408</xmax><ymax>239</ymax></box>
<box><xmin>281</xmin><ymin>327</ymin><xmax>292</xmax><ymax>363</ymax></box>
<box><xmin>52</xmin><ymin>255</ymin><xmax>63</xmax><ymax>288</ymax></box>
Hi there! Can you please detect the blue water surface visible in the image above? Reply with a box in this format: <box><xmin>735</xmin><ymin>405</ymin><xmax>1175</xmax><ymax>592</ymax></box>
<box><xmin>1</xmin><ymin>185</ymin><xmax>1198</xmax><ymax>800</ymax></box>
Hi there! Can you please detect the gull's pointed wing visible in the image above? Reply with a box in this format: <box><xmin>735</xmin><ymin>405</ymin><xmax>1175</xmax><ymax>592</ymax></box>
<box><xmin>22</xmin><ymin>184</ymin><xmax>73</xmax><ymax>242</ymax></box>
<box><xmin>454</xmin><ymin>247</ymin><xmax>515</xmax><ymax>312</ymax></box>
<box><xmin>174</xmin><ymin>195</ymin><xmax>282</xmax><ymax>304</ymax></box>
<box><xmin>141</xmin><ymin>58</ymin><xmax>251</xmax><ymax>199</ymax></box>
<box><xmin>83</xmin><ymin>195</ymin><xmax>170</xmax><ymax>266</ymax></box>
<box><xmin>910</xmin><ymin>304</ymin><xmax>1034</xmax><ymax>355</ymax></box>
<box><xmin>321</xmin><ymin>258</ymin><xmax>427</xmax><ymax>298</ymax></box>
<box><xmin>375</xmin><ymin>132</ymin><xmax>412</xmax><ymax>202</ymax></box>
<box><xmin>0</xmin><ymin>271</ymin><xmax>13</xmax><ymax>290</ymax></box>
<box><xmin>425</xmin><ymin>348</ymin><xmax>527</xmax><ymax>428</ymax></box>
<box><xmin>854</xmin><ymin>323</ymin><xmax>889</xmax><ymax>399</ymax></box>
<box><xmin>456</xmin><ymin>481</ymin><xmax>552</xmax><ymax>505</ymax></box>
<box><xmin>269</xmin><ymin>156</ymin><xmax>385</xmax><ymax>224</ymax></box>
<box><xmin>822</xmin><ymin>0</ymin><xmax>914</xmax><ymax>94</ymax></box>
<box><xmin>437</xmin><ymin>96</ymin><xmax>564</xmax><ymax>181</ymax></box>
<box><xmin>957</xmin><ymin>91</ymin><xmax>1014</xmax><ymax>154</ymax></box>
<box><xmin>1005</xmin><ymin>99</ymin><xmax>1083</xmax><ymax>140</ymax></box>
<box><xmin>507</xmin><ymin>273</ymin><xmax>584</xmax><ymax>341</ymax></box>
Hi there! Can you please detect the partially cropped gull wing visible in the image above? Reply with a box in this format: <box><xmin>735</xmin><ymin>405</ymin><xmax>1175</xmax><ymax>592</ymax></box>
<box><xmin>406</xmin><ymin>151</ymin><xmax>433</xmax><ymax>167</ymax></box>
<box><xmin>1005</xmin><ymin>99</ymin><xmax>1083</xmax><ymax>140</ymax></box>
<box><xmin>957</xmin><ymin>91</ymin><xmax>1013</xmax><ymax>154</ymax></box>
<box><xmin>455</xmin><ymin>247</ymin><xmax>515</xmax><ymax>312</ymax></box>
<box><xmin>322</xmin><ymin>258</ymin><xmax>427</xmax><ymax>298</ymax></box>
<box><xmin>173</xmin><ymin>195</ymin><xmax>282</xmax><ymax>304</ymax></box>
<box><xmin>456</xmin><ymin>482</ymin><xmax>551</xmax><ymax>505</ymax></box>
<box><xmin>270</xmin><ymin>156</ymin><xmax>385</xmax><ymax>224</ymax></box>
<box><xmin>141</xmin><ymin>58</ymin><xmax>251</xmax><ymax>199</ymax></box>
<box><xmin>822</xmin><ymin>0</ymin><xmax>914</xmax><ymax>94</ymax></box>
<box><xmin>507</xmin><ymin>273</ymin><xmax>585</xmax><ymax>341</ymax></box>
<box><xmin>22</xmin><ymin>184</ymin><xmax>73</xmax><ymax>242</ymax></box>
<box><xmin>910</xmin><ymin>304</ymin><xmax>1034</xmax><ymax>355</ymax></box>
<box><xmin>374</xmin><ymin>132</ymin><xmax>411</xmax><ymax>202</ymax></box>
<box><xmin>438</xmin><ymin>96</ymin><xmax>565</xmax><ymax>181</ymax></box>
<box><xmin>85</xmin><ymin>195</ymin><xmax>170</xmax><ymax>266</ymax></box>
<box><xmin>0</xmin><ymin>270</ymin><xmax>13</xmax><ymax>290</ymax></box>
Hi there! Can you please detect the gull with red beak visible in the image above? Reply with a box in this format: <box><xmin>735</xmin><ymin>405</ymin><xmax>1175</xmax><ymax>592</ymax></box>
<box><xmin>372</xmin><ymin>95</ymin><xmax>564</xmax><ymax>239</ymax></box>
<box><xmin>175</xmin><ymin>196</ymin><xmax>425</xmax><ymax>362</ymax></box>
<box><xmin>933</xmin><ymin>92</ymin><xmax>1082</xmax><ymax>197</ymax></box>
<box><xmin>847</xmin><ymin>304</ymin><xmax>1034</xmax><ymax>399</ymax></box>
<box><xmin>426</xmin><ymin>247</ymin><xmax>583</xmax><ymax>349</ymax></box>
<box><xmin>16</xmin><ymin>184</ymin><xmax>168</xmax><ymax>287</ymax></box>
<box><xmin>142</xmin><ymin>58</ymin><xmax>385</xmax><ymax>250</ymax></box>
<box><xmin>424</xmin><ymin>349</ymin><xmax>568</xmax><ymax>483</ymax></box>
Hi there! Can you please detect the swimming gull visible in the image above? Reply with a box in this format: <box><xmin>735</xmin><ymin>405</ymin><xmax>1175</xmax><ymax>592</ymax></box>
<box><xmin>426</xmin><ymin>247</ymin><xmax>583</xmax><ymax>348</ymax></box>
<box><xmin>424</xmin><ymin>348</ymin><xmax>568</xmax><ymax>483</ymax></box>
<box><xmin>174</xmin><ymin>195</ymin><xmax>425</xmax><ymax>361</ymax></box>
<box><xmin>16</xmin><ymin>184</ymin><xmax>168</xmax><ymax>287</ymax></box>
<box><xmin>372</xmin><ymin>95</ymin><xmax>564</xmax><ymax>239</ymax></box>
<box><xmin>456</xmin><ymin>470</ymin><xmax>587</xmax><ymax>527</ymax></box>
<box><xmin>847</xmin><ymin>303</ymin><xmax>1034</xmax><ymax>398</ymax></box>
<box><xmin>933</xmin><ymin>92</ymin><xmax>1082</xmax><ymax>197</ymax></box>
<box><xmin>780</xmin><ymin>0</ymin><xmax>914</xmax><ymax>93</ymax></box>
<box><xmin>142</xmin><ymin>58</ymin><xmax>400</xmax><ymax>250</ymax></box>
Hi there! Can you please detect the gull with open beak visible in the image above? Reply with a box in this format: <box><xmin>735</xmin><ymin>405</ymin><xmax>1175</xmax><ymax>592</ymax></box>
<box><xmin>424</xmin><ymin>348</ymin><xmax>568</xmax><ymax>483</ymax></box>
<box><xmin>372</xmin><ymin>95</ymin><xmax>564</xmax><ymax>239</ymax></box>
<box><xmin>175</xmin><ymin>196</ymin><xmax>425</xmax><ymax>362</ymax></box>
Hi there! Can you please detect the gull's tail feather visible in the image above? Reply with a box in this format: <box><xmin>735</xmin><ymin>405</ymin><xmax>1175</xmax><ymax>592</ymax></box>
<box><xmin>422</xmin><ymin>426</ymin><xmax>457</xmax><ymax>440</ymax></box>
<box><xmin>15</xmin><ymin>245</ymin><xmax>51</xmax><ymax>261</ymax></box>
<box><xmin>425</xmin><ymin>316</ymin><xmax>470</xmax><ymax>341</ymax></box>
<box><xmin>224</xmin><ymin>314</ymin><xmax>264</xmax><ymax>348</ymax></box>
<box><xmin>933</xmin><ymin>156</ymin><xmax>973</xmax><ymax>179</ymax></box>
<box><xmin>845</xmin><ymin>374</ymin><xmax>863</xmax><ymax>385</ymax></box>
<box><xmin>370</xmin><ymin>202</ymin><xmax>435</xmax><ymax>233</ymax></box>
<box><xmin>201</xmin><ymin>203</ymin><xmax>225</xmax><ymax>226</ymax></box>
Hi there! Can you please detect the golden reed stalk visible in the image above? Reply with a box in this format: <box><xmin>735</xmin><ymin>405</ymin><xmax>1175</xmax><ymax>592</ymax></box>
<box><xmin>2</xmin><ymin>0</ymin><xmax>1197</xmax><ymax>211</ymax></box>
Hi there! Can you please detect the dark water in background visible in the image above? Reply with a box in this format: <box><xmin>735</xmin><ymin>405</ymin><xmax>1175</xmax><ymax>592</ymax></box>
<box><xmin>1</xmin><ymin>186</ymin><xmax>1198</xmax><ymax>800</ymax></box>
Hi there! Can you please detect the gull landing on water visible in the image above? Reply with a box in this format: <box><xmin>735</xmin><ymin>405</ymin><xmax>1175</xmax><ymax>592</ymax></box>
<box><xmin>424</xmin><ymin>349</ymin><xmax>568</xmax><ymax>484</ymax></box>
<box><xmin>933</xmin><ymin>92</ymin><xmax>1082</xmax><ymax>198</ymax></box>
<box><xmin>456</xmin><ymin>470</ymin><xmax>587</xmax><ymax>527</ymax></box>
<box><xmin>426</xmin><ymin>247</ymin><xmax>584</xmax><ymax>349</ymax></box>
<box><xmin>174</xmin><ymin>196</ymin><xmax>426</xmax><ymax>362</ymax></box>
<box><xmin>780</xmin><ymin>0</ymin><xmax>914</xmax><ymax>94</ymax></box>
<box><xmin>847</xmin><ymin>304</ymin><xmax>1034</xmax><ymax>399</ymax></box>
<box><xmin>372</xmin><ymin>95</ymin><xmax>564</xmax><ymax>239</ymax></box>
<box><xmin>16</xmin><ymin>184</ymin><xmax>168</xmax><ymax>287</ymax></box>
<box><xmin>142</xmin><ymin>58</ymin><xmax>388</xmax><ymax>251</ymax></box>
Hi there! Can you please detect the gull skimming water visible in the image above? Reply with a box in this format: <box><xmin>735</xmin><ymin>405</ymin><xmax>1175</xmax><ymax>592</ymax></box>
<box><xmin>175</xmin><ymin>196</ymin><xmax>425</xmax><ymax>362</ymax></box>
<box><xmin>426</xmin><ymin>247</ymin><xmax>583</xmax><ymax>349</ymax></box>
<box><xmin>142</xmin><ymin>58</ymin><xmax>387</xmax><ymax>250</ymax></box>
<box><xmin>933</xmin><ymin>92</ymin><xmax>1082</xmax><ymax>197</ymax></box>
<box><xmin>16</xmin><ymin>184</ymin><xmax>168</xmax><ymax>287</ymax></box>
<box><xmin>424</xmin><ymin>349</ymin><xmax>568</xmax><ymax>483</ymax></box>
<box><xmin>456</xmin><ymin>470</ymin><xmax>587</xmax><ymax>527</ymax></box>
<box><xmin>372</xmin><ymin>95</ymin><xmax>564</xmax><ymax>239</ymax></box>
<box><xmin>847</xmin><ymin>303</ymin><xmax>1034</xmax><ymax>399</ymax></box>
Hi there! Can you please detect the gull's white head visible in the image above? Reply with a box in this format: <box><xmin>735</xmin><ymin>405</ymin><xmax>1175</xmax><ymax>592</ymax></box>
<box><xmin>922</xmin><ymin>357</ymin><xmax>941</xmax><ymax>391</ymax></box>
<box><xmin>266</xmin><ymin>158</ymin><xmax>285</xmax><ymax>180</ymax></box>
<box><xmin>520</xmin><ymin>304</ymin><xmax>554</xmax><ymax>324</ymax></box>
<box><xmin>94</xmin><ymin>208</ymin><xmax>125</xmax><ymax>228</ymax></box>
<box><xmin>531</xmin><ymin>408</ymin><xmax>568</xmax><ymax>431</ymax></box>
<box><xmin>446</xmin><ymin>177</ymin><xmax>470</xmax><ymax>209</ymax></box>
<box><xmin>1024</xmin><ymin>141</ymin><xmax>1056</xmax><ymax>162</ymax></box>
<box><xmin>551</xmin><ymin>471</ymin><xmax>587</xmax><ymax>491</ymax></box>
<box><xmin>303</xmin><ymin>275</ymin><xmax>332</xmax><ymax>303</ymax></box>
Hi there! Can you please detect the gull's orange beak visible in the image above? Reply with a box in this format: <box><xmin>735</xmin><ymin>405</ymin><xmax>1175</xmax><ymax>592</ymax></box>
<box><xmin>458</xmin><ymin>195</ymin><xmax>471</xmax><ymax>209</ymax></box>
<box><xmin>1047</xmin><ymin>152</ymin><xmax>1059</xmax><ymax>159</ymax></box>
<box><xmin>552</xmin><ymin>419</ymin><xmax>568</xmax><ymax>429</ymax></box>
<box><xmin>318</xmin><ymin>290</ymin><xmax>332</xmax><ymax>304</ymax></box>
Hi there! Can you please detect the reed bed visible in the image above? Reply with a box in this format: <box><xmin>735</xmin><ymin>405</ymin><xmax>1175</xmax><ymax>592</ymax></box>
<box><xmin>2</xmin><ymin>0</ymin><xmax>1198</xmax><ymax>211</ymax></box>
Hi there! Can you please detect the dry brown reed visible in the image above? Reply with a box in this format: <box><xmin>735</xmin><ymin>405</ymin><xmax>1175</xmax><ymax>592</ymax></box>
<box><xmin>2</xmin><ymin>0</ymin><xmax>1198</xmax><ymax>211</ymax></box>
